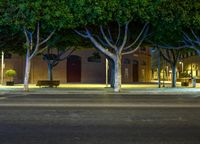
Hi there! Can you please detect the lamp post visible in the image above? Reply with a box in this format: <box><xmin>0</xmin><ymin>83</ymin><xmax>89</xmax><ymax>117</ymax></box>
<box><xmin>105</xmin><ymin>58</ymin><xmax>108</xmax><ymax>87</ymax></box>
<box><xmin>179</xmin><ymin>61</ymin><xmax>183</xmax><ymax>73</ymax></box>
<box><xmin>166</xmin><ymin>66</ymin><xmax>168</xmax><ymax>81</ymax></box>
<box><xmin>1</xmin><ymin>51</ymin><xmax>4</xmax><ymax>85</ymax></box>
<box><xmin>162</xmin><ymin>59</ymin><xmax>165</xmax><ymax>87</ymax></box>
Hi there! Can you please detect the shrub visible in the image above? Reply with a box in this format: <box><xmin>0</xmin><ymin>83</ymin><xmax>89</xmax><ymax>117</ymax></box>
<box><xmin>5</xmin><ymin>69</ymin><xmax>16</xmax><ymax>81</ymax></box>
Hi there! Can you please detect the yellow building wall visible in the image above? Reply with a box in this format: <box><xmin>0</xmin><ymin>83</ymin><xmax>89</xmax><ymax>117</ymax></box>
<box><xmin>2</xmin><ymin>48</ymin><xmax>151</xmax><ymax>84</ymax></box>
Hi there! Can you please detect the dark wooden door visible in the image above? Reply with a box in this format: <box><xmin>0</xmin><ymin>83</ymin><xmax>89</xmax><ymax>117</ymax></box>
<box><xmin>132</xmin><ymin>60</ymin><xmax>139</xmax><ymax>82</ymax></box>
<box><xmin>67</xmin><ymin>55</ymin><xmax>81</xmax><ymax>82</ymax></box>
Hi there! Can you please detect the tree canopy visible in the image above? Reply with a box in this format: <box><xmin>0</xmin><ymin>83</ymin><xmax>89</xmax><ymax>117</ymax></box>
<box><xmin>68</xmin><ymin>0</ymin><xmax>151</xmax><ymax>26</ymax></box>
<box><xmin>1</xmin><ymin>0</ymin><xmax>73</xmax><ymax>30</ymax></box>
<box><xmin>149</xmin><ymin>0</ymin><xmax>188</xmax><ymax>44</ymax></box>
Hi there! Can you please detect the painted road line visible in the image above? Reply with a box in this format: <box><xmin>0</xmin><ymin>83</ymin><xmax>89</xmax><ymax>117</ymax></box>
<box><xmin>0</xmin><ymin>103</ymin><xmax>200</xmax><ymax>108</ymax></box>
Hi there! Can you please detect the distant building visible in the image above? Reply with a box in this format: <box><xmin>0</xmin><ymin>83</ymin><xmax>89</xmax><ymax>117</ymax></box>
<box><xmin>179</xmin><ymin>51</ymin><xmax>200</xmax><ymax>78</ymax></box>
<box><xmin>1</xmin><ymin>48</ymin><xmax>151</xmax><ymax>84</ymax></box>
<box><xmin>151</xmin><ymin>49</ymin><xmax>200</xmax><ymax>81</ymax></box>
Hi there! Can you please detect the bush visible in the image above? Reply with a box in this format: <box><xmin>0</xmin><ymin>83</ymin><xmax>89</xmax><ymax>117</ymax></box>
<box><xmin>5</xmin><ymin>69</ymin><xmax>16</xmax><ymax>79</ymax></box>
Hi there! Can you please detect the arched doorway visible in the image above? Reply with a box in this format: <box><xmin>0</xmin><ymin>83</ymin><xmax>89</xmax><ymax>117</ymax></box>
<box><xmin>132</xmin><ymin>60</ymin><xmax>139</xmax><ymax>82</ymax></box>
<box><xmin>67</xmin><ymin>55</ymin><xmax>81</xmax><ymax>82</ymax></box>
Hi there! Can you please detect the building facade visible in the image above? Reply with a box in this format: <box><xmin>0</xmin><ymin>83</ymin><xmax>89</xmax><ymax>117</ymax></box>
<box><xmin>179</xmin><ymin>51</ymin><xmax>200</xmax><ymax>79</ymax></box>
<box><xmin>1</xmin><ymin>48</ymin><xmax>151</xmax><ymax>84</ymax></box>
<box><xmin>151</xmin><ymin>50</ymin><xmax>200</xmax><ymax>82</ymax></box>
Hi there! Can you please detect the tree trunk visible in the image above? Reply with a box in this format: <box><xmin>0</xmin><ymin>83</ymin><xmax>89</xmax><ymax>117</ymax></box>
<box><xmin>108</xmin><ymin>59</ymin><xmax>115</xmax><ymax>88</ymax></box>
<box><xmin>158</xmin><ymin>48</ymin><xmax>161</xmax><ymax>88</ymax></box>
<box><xmin>114</xmin><ymin>55</ymin><xmax>122</xmax><ymax>92</ymax></box>
<box><xmin>24</xmin><ymin>50</ymin><xmax>31</xmax><ymax>91</ymax></box>
<box><xmin>110</xmin><ymin>63</ymin><xmax>115</xmax><ymax>88</ymax></box>
<box><xmin>48</xmin><ymin>63</ymin><xmax>53</xmax><ymax>81</ymax></box>
<box><xmin>171</xmin><ymin>64</ymin><xmax>176</xmax><ymax>88</ymax></box>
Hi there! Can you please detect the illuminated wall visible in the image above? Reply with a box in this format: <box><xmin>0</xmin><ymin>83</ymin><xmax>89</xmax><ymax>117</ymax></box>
<box><xmin>3</xmin><ymin>48</ymin><xmax>151</xmax><ymax>84</ymax></box>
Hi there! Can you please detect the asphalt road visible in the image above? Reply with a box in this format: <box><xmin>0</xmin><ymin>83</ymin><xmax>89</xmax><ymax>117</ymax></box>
<box><xmin>0</xmin><ymin>94</ymin><xmax>200</xmax><ymax>144</ymax></box>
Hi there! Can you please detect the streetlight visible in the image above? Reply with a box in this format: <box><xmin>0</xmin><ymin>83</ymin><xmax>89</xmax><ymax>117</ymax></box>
<box><xmin>162</xmin><ymin>59</ymin><xmax>165</xmax><ymax>87</ymax></box>
<box><xmin>105</xmin><ymin>58</ymin><xmax>109</xmax><ymax>87</ymax></box>
<box><xmin>1</xmin><ymin>51</ymin><xmax>4</xmax><ymax>85</ymax></box>
<box><xmin>166</xmin><ymin>66</ymin><xmax>169</xmax><ymax>81</ymax></box>
<box><xmin>179</xmin><ymin>61</ymin><xmax>183</xmax><ymax>73</ymax></box>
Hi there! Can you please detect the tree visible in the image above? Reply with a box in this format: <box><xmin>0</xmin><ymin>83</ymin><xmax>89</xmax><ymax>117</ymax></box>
<box><xmin>151</xmin><ymin>47</ymin><xmax>161</xmax><ymax>88</ymax></box>
<box><xmin>70</xmin><ymin>0</ymin><xmax>151</xmax><ymax>92</ymax></box>
<box><xmin>148</xmin><ymin>0</ymin><xmax>199</xmax><ymax>52</ymax></box>
<box><xmin>42</xmin><ymin>30</ymin><xmax>90</xmax><ymax>82</ymax></box>
<box><xmin>42</xmin><ymin>47</ymin><xmax>74</xmax><ymax>81</ymax></box>
<box><xmin>181</xmin><ymin>0</ymin><xmax>200</xmax><ymax>51</ymax></box>
<box><xmin>147</xmin><ymin>0</ymin><xmax>192</xmax><ymax>87</ymax></box>
<box><xmin>160</xmin><ymin>48</ymin><xmax>182</xmax><ymax>87</ymax></box>
<box><xmin>182</xmin><ymin>30</ymin><xmax>200</xmax><ymax>54</ymax></box>
<box><xmin>23</xmin><ymin>23</ymin><xmax>55</xmax><ymax>91</ymax></box>
<box><xmin>2</xmin><ymin>1</ymin><xmax>73</xmax><ymax>91</ymax></box>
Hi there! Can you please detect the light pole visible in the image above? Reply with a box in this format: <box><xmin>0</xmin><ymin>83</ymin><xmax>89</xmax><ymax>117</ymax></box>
<box><xmin>1</xmin><ymin>51</ymin><xmax>4</xmax><ymax>85</ymax></box>
<box><xmin>162</xmin><ymin>58</ymin><xmax>165</xmax><ymax>87</ymax></box>
<box><xmin>105</xmin><ymin>58</ymin><xmax>108</xmax><ymax>87</ymax></box>
<box><xmin>179</xmin><ymin>61</ymin><xmax>183</xmax><ymax>73</ymax></box>
<box><xmin>166</xmin><ymin>66</ymin><xmax>168</xmax><ymax>81</ymax></box>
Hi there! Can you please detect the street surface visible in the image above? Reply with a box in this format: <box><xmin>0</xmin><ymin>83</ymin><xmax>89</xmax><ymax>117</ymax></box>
<box><xmin>0</xmin><ymin>94</ymin><xmax>200</xmax><ymax>144</ymax></box>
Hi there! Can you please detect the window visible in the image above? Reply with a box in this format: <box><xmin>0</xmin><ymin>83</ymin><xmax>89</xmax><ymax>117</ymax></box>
<box><xmin>87</xmin><ymin>52</ymin><xmax>101</xmax><ymax>63</ymax></box>
<box><xmin>184</xmin><ymin>54</ymin><xmax>187</xmax><ymax>58</ymax></box>
<box><xmin>43</xmin><ymin>54</ymin><xmax>58</xmax><ymax>61</ymax></box>
<box><xmin>132</xmin><ymin>60</ymin><xmax>138</xmax><ymax>64</ymax></box>
<box><xmin>140</xmin><ymin>47</ymin><xmax>146</xmax><ymax>52</ymax></box>
<box><xmin>141</xmin><ymin>61</ymin><xmax>146</xmax><ymax>66</ymax></box>
<box><xmin>193</xmin><ymin>51</ymin><xmax>196</xmax><ymax>56</ymax></box>
<box><xmin>123</xmin><ymin>58</ymin><xmax>130</xmax><ymax>64</ymax></box>
<box><xmin>4</xmin><ymin>53</ymin><xmax>12</xmax><ymax>59</ymax></box>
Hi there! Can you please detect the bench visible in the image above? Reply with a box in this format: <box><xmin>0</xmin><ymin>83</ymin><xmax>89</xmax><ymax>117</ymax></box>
<box><xmin>36</xmin><ymin>80</ymin><xmax>60</xmax><ymax>88</ymax></box>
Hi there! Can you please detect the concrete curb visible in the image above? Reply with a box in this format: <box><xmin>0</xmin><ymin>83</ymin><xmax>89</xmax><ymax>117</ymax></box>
<box><xmin>1</xmin><ymin>90</ymin><xmax>200</xmax><ymax>96</ymax></box>
<box><xmin>1</xmin><ymin>84</ymin><xmax>200</xmax><ymax>96</ymax></box>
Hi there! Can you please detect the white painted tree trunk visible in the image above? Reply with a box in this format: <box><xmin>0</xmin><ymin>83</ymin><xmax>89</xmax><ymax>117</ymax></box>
<box><xmin>114</xmin><ymin>55</ymin><xmax>122</xmax><ymax>92</ymax></box>
<box><xmin>108</xmin><ymin>59</ymin><xmax>115</xmax><ymax>88</ymax></box>
<box><xmin>75</xmin><ymin>22</ymin><xmax>148</xmax><ymax>92</ymax></box>
<box><xmin>23</xmin><ymin>25</ymin><xmax>55</xmax><ymax>91</ymax></box>
<box><xmin>24</xmin><ymin>50</ymin><xmax>31</xmax><ymax>91</ymax></box>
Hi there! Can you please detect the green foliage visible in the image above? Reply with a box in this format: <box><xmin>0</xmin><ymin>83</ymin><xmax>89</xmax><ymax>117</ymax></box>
<box><xmin>149</xmin><ymin>0</ymin><xmax>189</xmax><ymax>44</ymax></box>
<box><xmin>0</xmin><ymin>0</ymin><xmax>199</xmax><ymax>55</ymax></box>
<box><xmin>68</xmin><ymin>0</ymin><xmax>151</xmax><ymax>26</ymax></box>
<box><xmin>5</xmin><ymin>69</ymin><xmax>17</xmax><ymax>77</ymax></box>
<box><xmin>47</xmin><ymin>29</ymin><xmax>91</xmax><ymax>51</ymax></box>
<box><xmin>147</xmin><ymin>0</ymin><xmax>200</xmax><ymax>53</ymax></box>
<box><xmin>0</xmin><ymin>26</ymin><xmax>25</xmax><ymax>55</ymax></box>
<box><xmin>181</xmin><ymin>0</ymin><xmax>200</xmax><ymax>28</ymax></box>
<box><xmin>2</xmin><ymin>0</ymin><xmax>73</xmax><ymax>30</ymax></box>
<box><xmin>0</xmin><ymin>1</ymin><xmax>75</xmax><ymax>56</ymax></box>
<box><xmin>88</xmin><ymin>52</ymin><xmax>101</xmax><ymax>63</ymax></box>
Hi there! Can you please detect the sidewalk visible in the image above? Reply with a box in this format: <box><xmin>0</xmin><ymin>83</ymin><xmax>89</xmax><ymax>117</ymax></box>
<box><xmin>1</xmin><ymin>83</ymin><xmax>200</xmax><ymax>108</ymax></box>
<box><xmin>1</xmin><ymin>83</ymin><xmax>200</xmax><ymax>95</ymax></box>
